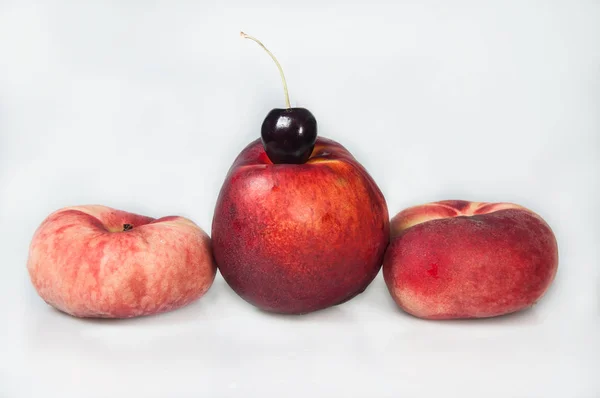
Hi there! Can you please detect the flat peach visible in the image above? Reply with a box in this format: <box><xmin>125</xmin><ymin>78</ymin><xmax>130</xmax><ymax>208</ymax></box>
<box><xmin>383</xmin><ymin>200</ymin><xmax>558</xmax><ymax>319</ymax></box>
<box><xmin>27</xmin><ymin>205</ymin><xmax>216</xmax><ymax>318</ymax></box>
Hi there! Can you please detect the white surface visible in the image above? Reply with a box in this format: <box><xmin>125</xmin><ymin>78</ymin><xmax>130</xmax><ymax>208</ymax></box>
<box><xmin>1</xmin><ymin>1</ymin><xmax>599</xmax><ymax>397</ymax></box>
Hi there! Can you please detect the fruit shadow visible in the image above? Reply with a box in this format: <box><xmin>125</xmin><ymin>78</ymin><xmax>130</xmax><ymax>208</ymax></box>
<box><xmin>254</xmin><ymin>302</ymin><xmax>354</xmax><ymax>323</ymax></box>
<box><xmin>24</xmin><ymin>296</ymin><xmax>217</xmax><ymax>362</ymax></box>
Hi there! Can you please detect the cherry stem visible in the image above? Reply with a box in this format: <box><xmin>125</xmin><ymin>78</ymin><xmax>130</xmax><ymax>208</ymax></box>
<box><xmin>240</xmin><ymin>31</ymin><xmax>291</xmax><ymax>109</ymax></box>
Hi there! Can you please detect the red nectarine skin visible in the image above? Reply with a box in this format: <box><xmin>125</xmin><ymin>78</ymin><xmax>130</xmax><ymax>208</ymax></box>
<box><xmin>383</xmin><ymin>201</ymin><xmax>558</xmax><ymax>319</ymax></box>
<box><xmin>212</xmin><ymin>137</ymin><xmax>389</xmax><ymax>314</ymax></box>
<box><xmin>27</xmin><ymin>206</ymin><xmax>217</xmax><ymax>318</ymax></box>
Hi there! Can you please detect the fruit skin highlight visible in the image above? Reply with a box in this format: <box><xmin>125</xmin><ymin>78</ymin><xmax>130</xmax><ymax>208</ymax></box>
<box><xmin>212</xmin><ymin>137</ymin><xmax>390</xmax><ymax>314</ymax></box>
<box><xmin>27</xmin><ymin>205</ymin><xmax>217</xmax><ymax>318</ymax></box>
<box><xmin>383</xmin><ymin>200</ymin><xmax>559</xmax><ymax>320</ymax></box>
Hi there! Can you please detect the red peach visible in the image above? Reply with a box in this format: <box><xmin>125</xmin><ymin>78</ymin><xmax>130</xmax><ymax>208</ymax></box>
<box><xmin>212</xmin><ymin>137</ymin><xmax>389</xmax><ymax>314</ymax></box>
<box><xmin>27</xmin><ymin>205</ymin><xmax>216</xmax><ymax>318</ymax></box>
<box><xmin>383</xmin><ymin>200</ymin><xmax>558</xmax><ymax>319</ymax></box>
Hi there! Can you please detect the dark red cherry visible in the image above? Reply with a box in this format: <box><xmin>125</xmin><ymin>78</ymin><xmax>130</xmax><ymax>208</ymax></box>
<box><xmin>261</xmin><ymin>107</ymin><xmax>317</xmax><ymax>164</ymax></box>
<box><xmin>241</xmin><ymin>31</ymin><xmax>319</xmax><ymax>165</ymax></box>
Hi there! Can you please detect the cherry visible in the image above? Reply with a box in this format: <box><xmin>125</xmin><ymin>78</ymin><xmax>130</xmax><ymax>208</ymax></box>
<box><xmin>241</xmin><ymin>32</ymin><xmax>318</xmax><ymax>164</ymax></box>
<box><xmin>261</xmin><ymin>107</ymin><xmax>317</xmax><ymax>164</ymax></box>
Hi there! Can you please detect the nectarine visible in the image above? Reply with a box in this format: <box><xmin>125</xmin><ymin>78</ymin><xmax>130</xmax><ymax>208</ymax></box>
<box><xmin>212</xmin><ymin>137</ymin><xmax>389</xmax><ymax>314</ymax></box>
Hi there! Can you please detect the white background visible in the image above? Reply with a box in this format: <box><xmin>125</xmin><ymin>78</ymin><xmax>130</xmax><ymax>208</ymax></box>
<box><xmin>1</xmin><ymin>1</ymin><xmax>599</xmax><ymax>397</ymax></box>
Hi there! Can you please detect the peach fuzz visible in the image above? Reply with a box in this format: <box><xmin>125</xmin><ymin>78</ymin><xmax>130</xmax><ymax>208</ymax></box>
<box><xmin>383</xmin><ymin>200</ymin><xmax>558</xmax><ymax>320</ymax></box>
<box><xmin>27</xmin><ymin>205</ymin><xmax>216</xmax><ymax>318</ymax></box>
